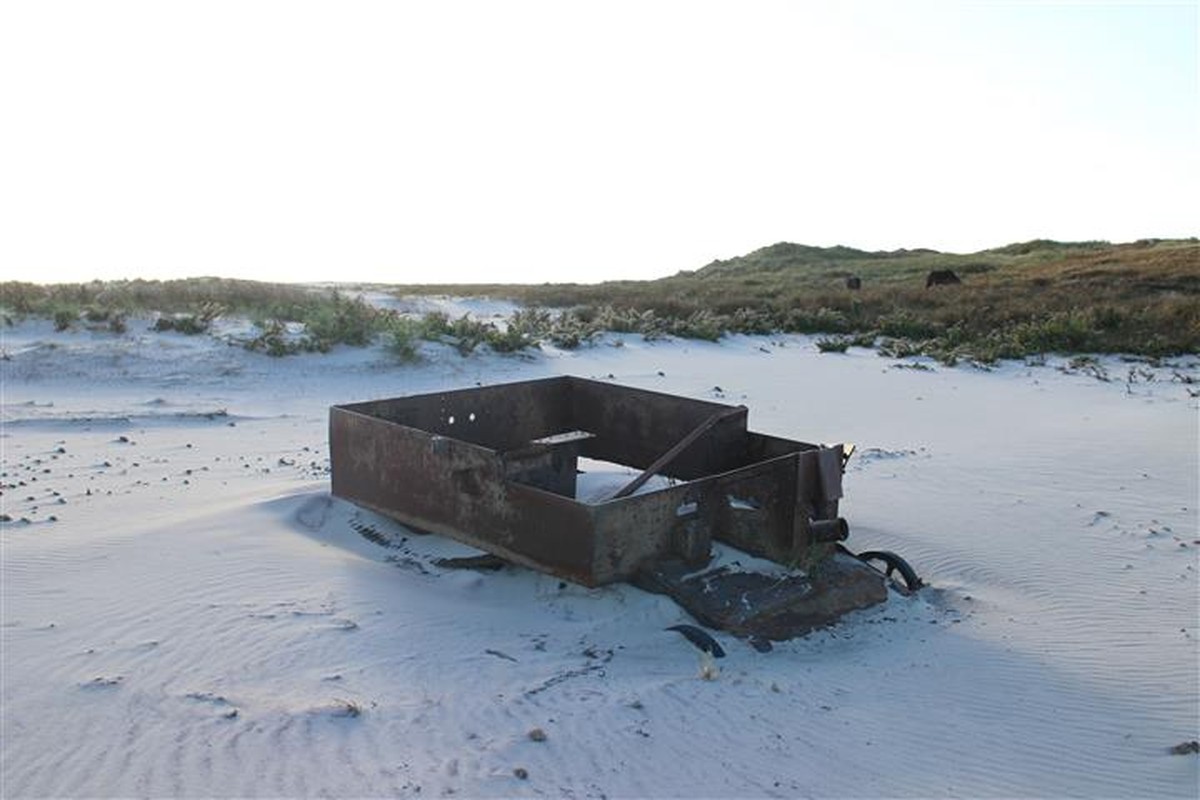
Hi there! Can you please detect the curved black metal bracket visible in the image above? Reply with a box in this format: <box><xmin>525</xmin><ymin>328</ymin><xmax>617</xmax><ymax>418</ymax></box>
<box><xmin>838</xmin><ymin>545</ymin><xmax>924</xmax><ymax>594</ymax></box>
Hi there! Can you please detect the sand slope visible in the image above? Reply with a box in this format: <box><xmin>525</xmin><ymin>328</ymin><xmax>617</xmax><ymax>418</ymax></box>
<box><xmin>2</xmin><ymin>320</ymin><xmax>1197</xmax><ymax>797</ymax></box>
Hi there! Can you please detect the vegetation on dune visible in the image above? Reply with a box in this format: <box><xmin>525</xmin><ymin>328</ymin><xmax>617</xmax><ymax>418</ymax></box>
<box><xmin>2</xmin><ymin>238</ymin><xmax>1197</xmax><ymax>362</ymax></box>
<box><xmin>0</xmin><ymin>278</ymin><xmax>542</xmax><ymax>359</ymax></box>
<box><xmin>386</xmin><ymin>238</ymin><xmax>1200</xmax><ymax>362</ymax></box>
<box><xmin>0</xmin><ymin>279</ymin><xmax>396</xmax><ymax>355</ymax></box>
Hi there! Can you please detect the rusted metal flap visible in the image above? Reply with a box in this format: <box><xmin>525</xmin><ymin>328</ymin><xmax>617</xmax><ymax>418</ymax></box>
<box><xmin>632</xmin><ymin>552</ymin><xmax>886</xmax><ymax>641</ymax></box>
<box><xmin>818</xmin><ymin>445</ymin><xmax>844</xmax><ymax>502</ymax></box>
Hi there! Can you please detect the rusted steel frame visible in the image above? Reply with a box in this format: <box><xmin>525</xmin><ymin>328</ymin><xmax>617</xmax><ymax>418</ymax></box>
<box><xmin>329</xmin><ymin>377</ymin><xmax>847</xmax><ymax>587</ymax></box>
<box><xmin>608</xmin><ymin>406</ymin><xmax>748</xmax><ymax>500</ymax></box>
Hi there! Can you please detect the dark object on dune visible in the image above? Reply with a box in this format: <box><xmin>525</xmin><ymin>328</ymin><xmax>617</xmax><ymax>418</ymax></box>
<box><xmin>434</xmin><ymin>554</ymin><xmax>508</xmax><ymax>571</ymax></box>
<box><xmin>666</xmin><ymin>624</ymin><xmax>726</xmax><ymax>658</ymax></box>
<box><xmin>925</xmin><ymin>269</ymin><xmax>962</xmax><ymax>288</ymax></box>
<box><xmin>330</xmin><ymin>377</ymin><xmax>921</xmax><ymax>640</ymax></box>
<box><xmin>748</xmin><ymin>636</ymin><xmax>773</xmax><ymax>653</ymax></box>
<box><xmin>1170</xmin><ymin>740</ymin><xmax>1199</xmax><ymax>755</ymax></box>
<box><xmin>845</xmin><ymin>276</ymin><xmax>862</xmax><ymax>290</ymax></box>
<box><xmin>638</xmin><ymin>551</ymin><xmax>891</xmax><ymax>641</ymax></box>
<box><xmin>844</xmin><ymin>548</ymin><xmax>924</xmax><ymax>594</ymax></box>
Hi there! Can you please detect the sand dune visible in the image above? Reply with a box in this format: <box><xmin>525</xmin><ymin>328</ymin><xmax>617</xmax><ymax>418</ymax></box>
<box><xmin>2</xmin><ymin>319</ymin><xmax>1197</xmax><ymax>797</ymax></box>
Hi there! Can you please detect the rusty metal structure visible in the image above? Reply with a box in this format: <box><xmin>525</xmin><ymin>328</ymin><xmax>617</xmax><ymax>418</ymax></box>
<box><xmin>330</xmin><ymin>376</ymin><xmax>851</xmax><ymax>588</ymax></box>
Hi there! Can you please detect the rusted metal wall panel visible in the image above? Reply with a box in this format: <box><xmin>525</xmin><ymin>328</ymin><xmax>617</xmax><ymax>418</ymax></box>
<box><xmin>330</xmin><ymin>406</ymin><xmax>597</xmax><ymax>583</ymax></box>
<box><xmin>338</xmin><ymin>378</ymin><xmax>575</xmax><ymax>453</ymax></box>
<box><xmin>590</xmin><ymin>481</ymin><xmax>716</xmax><ymax>583</ymax></box>
<box><xmin>746</xmin><ymin>431</ymin><xmax>820</xmax><ymax>460</ymax></box>
<box><xmin>502</xmin><ymin>483</ymin><xmax>597</xmax><ymax>583</ymax></box>
<box><xmin>330</xmin><ymin>408</ymin><xmax>500</xmax><ymax>529</ymax></box>
<box><xmin>710</xmin><ymin>453</ymin><xmax>801</xmax><ymax>564</ymax></box>
<box><xmin>568</xmin><ymin>378</ymin><xmax>749</xmax><ymax>478</ymax></box>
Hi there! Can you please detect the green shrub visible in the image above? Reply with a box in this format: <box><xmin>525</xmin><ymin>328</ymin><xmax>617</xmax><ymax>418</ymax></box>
<box><xmin>669</xmin><ymin>310</ymin><xmax>724</xmax><ymax>341</ymax></box>
<box><xmin>877</xmin><ymin>310</ymin><xmax>942</xmax><ymax>339</ymax></box>
<box><xmin>384</xmin><ymin>317</ymin><xmax>424</xmax><ymax>362</ymax></box>
<box><xmin>816</xmin><ymin>336</ymin><xmax>851</xmax><ymax>353</ymax></box>
<box><xmin>301</xmin><ymin>292</ymin><xmax>380</xmax><ymax>349</ymax></box>
<box><xmin>155</xmin><ymin>314</ymin><xmax>211</xmax><ymax>335</ymax></box>
<box><xmin>244</xmin><ymin>319</ymin><xmax>301</xmax><ymax>357</ymax></box>
<box><xmin>485</xmin><ymin>324</ymin><xmax>537</xmax><ymax>353</ymax></box>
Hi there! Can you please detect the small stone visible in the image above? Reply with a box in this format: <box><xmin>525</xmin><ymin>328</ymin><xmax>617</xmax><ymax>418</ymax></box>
<box><xmin>513</xmin><ymin>767</ymin><xmax>529</xmax><ymax>780</ymax></box>
<box><xmin>1170</xmin><ymin>740</ymin><xmax>1199</xmax><ymax>755</ymax></box>
<box><xmin>528</xmin><ymin>727</ymin><xmax>547</xmax><ymax>742</ymax></box>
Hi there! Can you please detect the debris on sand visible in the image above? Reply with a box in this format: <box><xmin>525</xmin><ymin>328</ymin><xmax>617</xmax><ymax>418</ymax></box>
<box><xmin>435</xmin><ymin>554</ymin><xmax>508</xmax><ymax>571</ymax></box>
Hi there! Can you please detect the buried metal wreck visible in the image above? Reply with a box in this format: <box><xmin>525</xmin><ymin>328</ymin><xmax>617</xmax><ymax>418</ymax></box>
<box><xmin>330</xmin><ymin>376</ymin><xmax>920</xmax><ymax>642</ymax></box>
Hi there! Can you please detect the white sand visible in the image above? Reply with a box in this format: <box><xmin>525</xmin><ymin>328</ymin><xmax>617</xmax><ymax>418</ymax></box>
<box><xmin>2</xmin><ymin>317</ymin><xmax>1198</xmax><ymax>798</ymax></box>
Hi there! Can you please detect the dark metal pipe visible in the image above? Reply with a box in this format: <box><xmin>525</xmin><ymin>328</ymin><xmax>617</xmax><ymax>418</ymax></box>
<box><xmin>810</xmin><ymin>517</ymin><xmax>849</xmax><ymax>543</ymax></box>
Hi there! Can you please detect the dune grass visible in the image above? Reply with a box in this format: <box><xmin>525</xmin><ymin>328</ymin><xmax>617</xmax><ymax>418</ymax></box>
<box><xmin>0</xmin><ymin>278</ymin><xmax>536</xmax><ymax>358</ymax></box>
<box><xmin>3</xmin><ymin>239</ymin><xmax>1197</xmax><ymax>361</ymax></box>
<box><xmin>384</xmin><ymin>238</ymin><xmax>1200</xmax><ymax>362</ymax></box>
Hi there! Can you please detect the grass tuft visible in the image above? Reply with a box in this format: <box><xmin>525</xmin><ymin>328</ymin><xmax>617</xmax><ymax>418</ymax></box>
<box><xmin>4</xmin><ymin>238</ymin><xmax>1197</xmax><ymax>361</ymax></box>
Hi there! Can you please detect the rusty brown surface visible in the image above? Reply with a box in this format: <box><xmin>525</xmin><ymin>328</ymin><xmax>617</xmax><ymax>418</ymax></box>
<box><xmin>329</xmin><ymin>376</ymin><xmax>849</xmax><ymax>588</ymax></box>
<box><xmin>633</xmin><ymin>552</ymin><xmax>887</xmax><ymax>640</ymax></box>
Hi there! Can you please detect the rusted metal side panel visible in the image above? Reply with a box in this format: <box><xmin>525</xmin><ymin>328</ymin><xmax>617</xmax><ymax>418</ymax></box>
<box><xmin>330</xmin><ymin>408</ymin><xmax>501</xmax><ymax>530</ymax></box>
<box><xmin>568</xmin><ymin>378</ymin><xmax>749</xmax><ymax>478</ymax></box>
<box><xmin>746</xmin><ymin>431</ymin><xmax>821</xmax><ymax>460</ymax></box>
<box><xmin>501</xmin><ymin>483</ymin><xmax>597</xmax><ymax>584</ymax></box>
<box><xmin>590</xmin><ymin>481</ymin><xmax>718</xmax><ymax>583</ymax></box>
<box><xmin>710</xmin><ymin>453</ymin><xmax>801</xmax><ymax>563</ymax></box>
<box><xmin>338</xmin><ymin>378</ymin><xmax>575</xmax><ymax>453</ymax></box>
<box><xmin>708</xmin><ymin>447</ymin><xmax>843</xmax><ymax>564</ymax></box>
<box><xmin>330</xmin><ymin>407</ymin><xmax>598</xmax><ymax>584</ymax></box>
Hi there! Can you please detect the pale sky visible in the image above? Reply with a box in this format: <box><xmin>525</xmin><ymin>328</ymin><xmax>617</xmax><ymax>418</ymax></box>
<box><xmin>1</xmin><ymin>0</ymin><xmax>1196</xmax><ymax>285</ymax></box>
